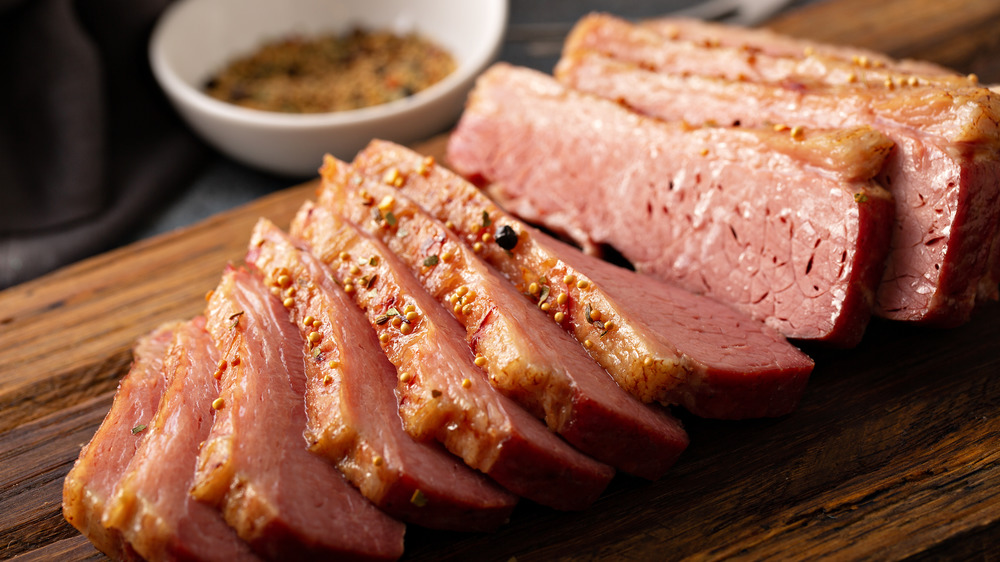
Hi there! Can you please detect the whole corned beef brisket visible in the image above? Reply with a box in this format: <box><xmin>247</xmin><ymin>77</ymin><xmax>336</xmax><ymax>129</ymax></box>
<box><xmin>557</xmin><ymin>14</ymin><xmax>1000</xmax><ymax>325</ymax></box>
<box><xmin>446</xmin><ymin>64</ymin><xmax>895</xmax><ymax>347</ymax></box>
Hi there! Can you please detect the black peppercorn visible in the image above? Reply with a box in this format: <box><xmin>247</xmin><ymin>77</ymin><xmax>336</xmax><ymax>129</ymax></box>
<box><xmin>495</xmin><ymin>225</ymin><xmax>518</xmax><ymax>250</ymax></box>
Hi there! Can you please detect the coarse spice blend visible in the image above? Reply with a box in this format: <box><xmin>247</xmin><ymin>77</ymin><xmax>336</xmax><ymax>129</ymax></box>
<box><xmin>204</xmin><ymin>28</ymin><xmax>456</xmax><ymax>113</ymax></box>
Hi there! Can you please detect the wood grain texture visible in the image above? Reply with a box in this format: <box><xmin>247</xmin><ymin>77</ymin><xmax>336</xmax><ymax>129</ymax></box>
<box><xmin>3</xmin><ymin>0</ymin><xmax>1000</xmax><ymax>559</ymax></box>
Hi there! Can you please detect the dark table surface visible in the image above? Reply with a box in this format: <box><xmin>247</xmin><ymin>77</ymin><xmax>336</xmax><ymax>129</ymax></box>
<box><xmin>130</xmin><ymin>0</ymin><xmax>815</xmax><ymax>244</ymax></box>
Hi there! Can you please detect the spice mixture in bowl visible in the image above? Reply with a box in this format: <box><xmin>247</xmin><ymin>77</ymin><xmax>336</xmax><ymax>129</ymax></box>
<box><xmin>204</xmin><ymin>29</ymin><xmax>457</xmax><ymax>114</ymax></box>
<box><xmin>150</xmin><ymin>0</ymin><xmax>507</xmax><ymax>176</ymax></box>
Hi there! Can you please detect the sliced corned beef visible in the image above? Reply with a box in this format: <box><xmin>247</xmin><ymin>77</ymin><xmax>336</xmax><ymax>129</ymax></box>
<box><xmin>62</xmin><ymin>322</ymin><xmax>177</xmax><ymax>560</ymax></box>
<box><xmin>352</xmin><ymin>140</ymin><xmax>815</xmax><ymax>420</ymax></box>
<box><xmin>447</xmin><ymin>65</ymin><xmax>896</xmax><ymax>347</ymax></box>
<box><xmin>103</xmin><ymin>318</ymin><xmax>259</xmax><ymax>561</ymax></box>
<box><xmin>319</xmin><ymin>156</ymin><xmax>689</xmax><ymax>479</ymax></box>
<box><xmin>192</xmin><ymin>269</ymin><xmax>405</xmax><ymax>560</ymax></box>
<box><xmin>245</xmin><ymin>219</ymin><xmax>518</xmax><ymax>531</ymax></box>
<box><xmin>558</xmin><ymin>14</ymin><xmax>1000</xmax><ymax>325</ymax></box>
<box><xmin>640</xmin><ymin>16</ymin><xmax>956</xmax><ymax>77</ymax></box>
<box><xmin>291</xmin><ymin>201</ymin><xmax>616</xmax><ymax>509</ymax></box>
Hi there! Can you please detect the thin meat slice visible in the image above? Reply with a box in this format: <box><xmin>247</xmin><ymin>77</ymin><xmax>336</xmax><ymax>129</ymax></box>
<box><xmin>566</xmin><ymin>14</ymin><xmax>964</xmax><ymax>89</ymax></box>
<box><xmin>192</xmin><ymin>269</ymin><xmax>405</xmax><ymax>560</ymax></box>
<box><xmin>62</xmin><ymin>322</ymin><xmax>177</xmax><ymax>560</ymax></box>
<box><xmin>447</xmin><ymin>64</ymin><xmax>896</xmax><ymax>347</ymax></box>
<box><xmin>319</xmin><ymin>157</ymin><xmax>688</xmax><ymax>479</ymax></box>
<box><xmin>352</xmin><ymin>140</ymin><xmax>815</xmax><ymax>420</ymax></box>
<box><xmin>641</xmin><ymin>16</ymin><xmax>957</xmax><ymax>77</ymax></box>
<box><xmin>102</xmin><ymin>318</ymin><xmax>259</xmax><ymax>561</ymax></box>
<box><xmin>291</xmin><ymin>202</ymin><xmax>615</xmax><ymax>509</ymax></box>
<box><xmin>558</xmin><ymin>14</ymin><xmax>1000</xmax><ymax>325</ymax></box>
<box><xmin>245</xmin><ymin>219</ymin><xmax>517</xmax><ymax>531</ymax></box>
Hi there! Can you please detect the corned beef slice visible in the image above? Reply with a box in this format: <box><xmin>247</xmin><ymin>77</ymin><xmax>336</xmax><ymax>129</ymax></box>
<box><xmin>62</xmin><ymin>322</ymin><xmax>177</xmax><ymax>560</ymax></box>
<box><xmin>103</xmin><ymin>318</ymin><xmax>259</xmax><ymax>561</ymax></box>
<box><xmin>558</xmin><ymin>14</ymin><xmax>1000</xmax><ymax>324</ymax></box>
<box><xmin>192</xmin><ymin>269</ymin><xmax>405</xmax><ymax>560</ymax></box>
<box><xmin>641</xmin><ymin>16</ymin><xmax>957</xmax><ymax>77</ymax></box>
<box><xmin>352</xmin><ymin>140</ymin><xmax>814</xmax><ymax>420</ymax></box>
<box><xmin>245</xmin><ymin>219</ymin><xmax>518</xmax><ymax>531</ymax></box>
<box><xmin>291</xmin><ymin>202</ymin><xmax>615</xmax><ymax>510</ymax></box>
<box><xmin>569</xmin><ymin>14</ymin><xmax>959</xmax><ymax>87</ymax></box>
<box><xmin>446</xmin><ymin>65</ymin><xmax>895</xmax><ymax>346</ymax></box>
<box><xmin>319</xmin><ymin>157</ymin><xmax>689</xmax><ymax>479</ymax></box>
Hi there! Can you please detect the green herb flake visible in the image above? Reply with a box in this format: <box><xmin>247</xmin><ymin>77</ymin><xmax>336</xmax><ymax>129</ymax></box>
<box><xmin>229</xmin><ymin>311</ymin><xmax>244</xmax><ymax>330</ymax></box>
<box><xmin>584</xmin><ymin>304</ymin><xmax>593</xmax><ymax>323</ymax></box>
<box><xmin>131</xmin><ymin>424</ymin><xmax>147</xmax><ymax>435</ymax></box>
<box><xmin>538</xmin><ymin>285</ymin><xmax>550</xmax><ymax>306</ymax></box>
<box><xmin>375</xmin><ymin>314</ymin><xmax>391</xmax><ymax>325</ymax></box>
<box><xmin>365</xmin><ymin>274</ymin><xmax>378</xmax><ymax>289</ymax></box>
<box><xmin>385</xmin><ymin>211</ymin><xmax>398</xmax><ymax>226</ymax></box>
<box><xmin>481</xmin><ymin>210</ymin><xmax>492</xmax><ymax>227</ymax></box>
<box><xmin>423</xmin><ymin>255</ymin><xmax>440</xmax><ymax>267</ymax></box>
<box><xmin>369</xmin><ymin>256</ymin><xmax>380</xmax><ymax>266</ymax></box>
<box><xmin>854</xmin><ymin>192</ymin><xmax>869</xmax><ymax>203</ymax></box>
<box><xmin>311</xmin><ymin>346</ymin><xmax>322</xmax><ymax>358</ymax></box>
<box><xmin>387</xmin><ymin>307</ymin><xmax>400</xmax><ymax>317</ymax></box>
<box><xmin>410</xmin><ymin>489</ymin><xmax>429</xmax><ymax>507</ymax></box>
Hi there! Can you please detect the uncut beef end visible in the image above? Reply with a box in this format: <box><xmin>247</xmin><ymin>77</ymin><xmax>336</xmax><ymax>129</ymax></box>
<box><xmin>447</xmin><ymin>64</ymin><xmax>895</xmax><ymax>347</ymax></box>
<box><xmin>63</xmin><ymin>322</ymin><xmax>177</xmax><ymax>560</ymax></box>
<box><xmin>352</xmin><ymin>140</ymin><xmax>815</xmax><ymax>420</ymax></box>
<box><xmin>192</xmin><ymin>269</ymin><xmax>405</xmax><ymax>561</ymax></box>
<box><xmin>291</xmin><ymin>202</ymin><xmax>615</xmax><ymax>510</ymax></box>
<box><xmin>102</xmin><ymin>317</ymin><xmax>259</xmax><ymax>561</ymax></box>
<box><xmin>246</xmin><ymin>219</ymin><xmax>518</xmax><ymax>531</ymax></box>
<box><xmin>319</xmin><ymin>156</ymin><xmax>689</xmax><ymax>479</ymax></box>
<box><xmin>558</xmin><ymin>13</ymin><xmax>1000</xmax><ymax>326</ymax></box>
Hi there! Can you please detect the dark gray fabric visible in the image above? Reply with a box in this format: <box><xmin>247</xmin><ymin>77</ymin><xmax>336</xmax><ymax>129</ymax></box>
<box><xmin>0</xmin><ymin>0</ymin><xmax>209</xmax><ymax>288</ymax></box>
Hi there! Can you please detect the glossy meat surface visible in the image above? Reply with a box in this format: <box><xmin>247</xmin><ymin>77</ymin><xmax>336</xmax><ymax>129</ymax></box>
<box><xmin>448</xmin><ymin>64</ymin><xmax>895</xmax><ymax>346</ymax></box>
<box><xmin>103</xmin><ymin>317</ymin><xmax>259</xmax><ymax>561</ymax></box>
<box><xmin>62</xmin><ymin>322</ymin><xmax>177</xmax><ymax>560</ymax></box>
<box><xmin>320</xmin><ymin>158</ymin><xmax>689</xmax><ymax>479</ymax></box>
<box><xmin>353</xmin><ymin>140</ymin><xmax>814</xmax><ymax>419</ymax></box>
<box><xmin>291</xmin><ymin>202</ymin><xmax>615</xmax><ymax>509</ymax></box>
<box><xmin>246</xmin><ymin>219</ymin><xmax>517</xmax><ymax>531</ymax></box>
<box><xmin>192</xmin><ymin>269</ymin><xmax>405</xmax><ymax>560</ymax></box>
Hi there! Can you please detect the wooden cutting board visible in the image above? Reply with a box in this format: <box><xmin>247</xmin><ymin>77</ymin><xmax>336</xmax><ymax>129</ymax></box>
<box><xmin>3</xmin><ymin>0</ymin><xmax>1000</xmax><ymax>559</ymax></box>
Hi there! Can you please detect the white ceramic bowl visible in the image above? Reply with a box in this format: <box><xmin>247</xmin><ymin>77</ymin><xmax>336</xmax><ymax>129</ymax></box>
<box><xmin>150</xmin><ymin>0</ymin><xmax>507</xmax><ymax>177</ymax></box>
